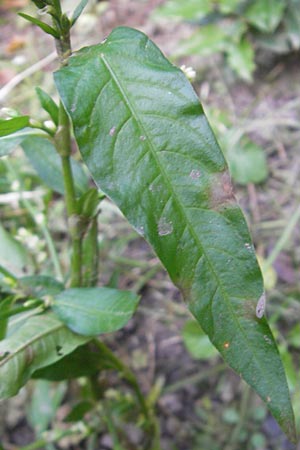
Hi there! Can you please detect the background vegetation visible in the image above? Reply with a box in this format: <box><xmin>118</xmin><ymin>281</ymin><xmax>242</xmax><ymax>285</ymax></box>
<box><xmin>0</xmin><ymin>0</ymin><xmax>300</xmax><ymax>449</ymax></box>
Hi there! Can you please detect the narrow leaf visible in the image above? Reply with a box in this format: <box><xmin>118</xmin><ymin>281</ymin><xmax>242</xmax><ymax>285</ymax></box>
<box><xmin>22</xmin><ymin>136</ymin><xmax>89</xmax><ymax>195</ymax></box>
<box><xmin>71</xmin><ymin>0</ymin><xmax>89</xmax><ymax>26</ymax></box>
<box><xmin>52</xmin><ymin>287</ymin><xmax>140</xmax><ymax>336</ymax></box>
<box><xmin>0</xmin><ymin>223</ymin><xmax>34</xmax><ymax>277</ymax></box>
<box><xmin>54</xmin><ymin>27</ymin><xmax>296</xmax><ymax>441</ymax></box>
<box><xmin>0</xmin><ymin>128</ymin><xmax>47</xmax><ymax>157</ymax></box>
<box><xmin>0</xmin><ymin>116</ymin><xmax>30</xmax><ymax>137</ymax></box>
<box><xmin>35</xmin><ymin>87</ymin><xmax>59</xmax><ymax>126</ymax></box>
<box><xmin>18</xmin><ymin>13</ymin><xmax>60</xmax><ymax>38</ymax></box>
<box><xmin>0</xmin><ymin>313</ymin><xmax>89</xmax><ymax>399</ymax></box>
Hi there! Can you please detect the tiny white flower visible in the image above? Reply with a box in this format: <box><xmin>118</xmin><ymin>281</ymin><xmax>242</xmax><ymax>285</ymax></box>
<box><xmin>11</xmin><ymin>180</ymin><xmax>20</xmax><ymax>191</ymax></box>
<box><xmin>180</xmin><ymin>64</ymin><xmax>196</xmax><ymax>82</ymax></box>
<box><xmin>35</xmin><ymin>213</ymin><xmax>45</xmax><ymax>225</ymax></box>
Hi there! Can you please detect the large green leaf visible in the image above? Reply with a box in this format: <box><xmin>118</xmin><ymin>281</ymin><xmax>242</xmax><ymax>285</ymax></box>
<box><xmin>22</xmin><ymin>136</ymin><xmax>88</xmax><ymax>195</ymax></box>
<box><xmin>52</xmin><ymin>287</ymin><xmax>140</xmax><ymax>336</ymax></box>
<box><xmin>0</xmin><ymin>313</ymin><xmax>89</xmax><ymax>399</ymax></box>
<box><xmin>54</xmin><ymin>27</ymin><xmax>296</xmax><ymax>441</ymax></box>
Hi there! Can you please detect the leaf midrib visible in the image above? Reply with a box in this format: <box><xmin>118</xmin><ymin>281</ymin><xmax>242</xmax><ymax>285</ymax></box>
<box><xmin>55</xmin><ymin>300</ymin><xmax>133</xmax><ymax>317</ymax></box>
<box><xmin>0</xmin><ymin>318</ymin><xmax>64</xmax><ymax>367</ymax></box>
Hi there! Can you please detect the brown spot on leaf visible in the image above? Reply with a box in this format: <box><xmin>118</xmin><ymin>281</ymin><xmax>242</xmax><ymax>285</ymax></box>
<box><xmin>25</xmin><ymin>346</ymin><xmax>35</xmax><ymax>366</ymax></box>
<box><xmin>209</xmin><ymin>171</ymin><xmax>236</xmax><ymax>210</ymax></box>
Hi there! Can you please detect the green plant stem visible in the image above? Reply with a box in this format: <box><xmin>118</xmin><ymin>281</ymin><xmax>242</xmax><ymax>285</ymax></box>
<box><xmin>93</xmin><ymin>340</ymin><xmax>150</xmax><ymax>421</ymax></box>
<box><xmin>49</xmin><ymin>2</ymin><xmax>83</xmax><ymax>287</ymax></box>
<box><xmin>0</xmin><ymin>299</ymin><xmax>44</xmax><ymax>320</ymax></box>
<box><xmin>3</xmin><ymin>159</ymin><xmax>63</xmax><ymax>281</ymax></box>
<box><xmin>60</xmin><ymin>152</ymin><xmax>82</xmax><ymax>287</ymax></box>
<box><xmin>224</xmin><ymin>383</ymin><xmax>251</xmax><ymax>450</ymax></box>
<box><xmin>21</xmin><ymin>197</ymin><xmax>63</xmax><ymax>281</ymax></box>
<box><xmin>163</xmin><ymin>363</ymin><xmax>227</xmax><ymax>394</ymax></box>
<box><xmin>264</xmin><ymin>202</ymin><xmax>300</xmax><ymax>270</ymax></box>
<box><xmin>18</xmin><ymin>425</ymin><xmax>89</xmax><ymax>450</ymax></box>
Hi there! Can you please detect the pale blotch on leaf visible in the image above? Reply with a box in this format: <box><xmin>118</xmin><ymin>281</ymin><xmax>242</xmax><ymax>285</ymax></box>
<box><xmin>263</xmin><ymin>335</ymin><xmax>272</xmax><ymax>345</ymax></box>
<box><xmin>140</xmin><ymin>135</ymin><xmax>146</xmax><ymax>141</ymax></box>
<box><xmin>135</xmin><ymin>225</ymin><xmax>145</xmax><ymax>236</ymax></box>
<box><xmin>158</xmin><ymin>218</ymin><xmax>173</xmax><ymax>236</ymax></box>
<box><xmin>189</xmin><ymin>169</ymin><xmax>201</xmax><ymax>179</ymax></box>
<box><xmin>109</xmin><ymin>126</ymin><xmax>116</xmax><ymax>136</ymax></box>
<box><xmin>256</xmin><ymin>293</ymin><xmax>266</xmax><ymax>319</ymax></box>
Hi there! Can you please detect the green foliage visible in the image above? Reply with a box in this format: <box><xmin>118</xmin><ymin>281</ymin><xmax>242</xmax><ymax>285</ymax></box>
<box><xmin>54</xmin><ymin>26</ymin><xmax>295</xmax><ymax>440</ymax></box>
<box><xmin>0</xmin><ymin>116</ymin><xmax>30</xmax><ymax>137</ymax></box>
<box><xmin>0</xmin><ymin>223</ymin><xmax>34</xmax><ymax>276</ymax></box>
<box><xmin>0</xmin><ymin>313</ymin><xmax>89</xmax><ymax>399</ymax></box>
<box><xmin>52</xmin><ymin>287</ymin><xmax>140</xmax><ymax>336</ymax></box>
<box><xmin>27</xmin><ymin>380</ymin><xmax>67</xmax><ymax>434</ymax></box>
<box><xmin>182</xmin><ymin>319</ymin><xmax>218</xmax><ymax>360</ymax></box>
<box><xmin>35</xmin><ymin>87</ymin><xmax>59</xmax><ymax>126</ymax></box>
<box><xmin>22</xmin><ymin>136</ymin><xmax>88</xmax><ymax>195</ymax></box>
<box><xmin>154</xmin><ymin>0</ymin><xmax>300</xmax><ymax>81</ymax></box>
<box><xmin>0</xmin><ymin>1</ymin><xmax>298</xmax><ymax>447</ymax></box>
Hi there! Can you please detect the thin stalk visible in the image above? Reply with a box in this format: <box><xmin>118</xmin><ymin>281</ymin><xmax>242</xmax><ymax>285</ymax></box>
<box><xmin>93</xmin><ymin>340</ymin><xmax>150</xmax><ymax>421</ymax></box>
<box><xmin>22</xmin><ymin>197</ymin><xmax>63</xmax><ymax>281</ymax></box>
<box><xmin>0</xmin><ymin>299</ymin><xmax>44</xmax><ymax>320</ymax></box>
<box><xmin>163</xmin><ymin>363</ymin><xmax>227</xmax><ymax>394</ymax></box>
<box><xmin>18</xmin><ymin>425</ymin><xmax>89</xmax><ymax>450</ymax></box>
<box><xmin>60</xmin><ymin>151</ymin><xmax>82</xmax><ymax>287</ymax></box>
<box><xmin>224</xmin><ymin>384</ymin><xmax>251</xmax><ymax>450</ymax></box>
<box><xmin>264</xmin><ymin>202</ymin><xmax>300</xmax><ymax>270</ymax></box>
<box><xmin>3</xmin><ymin>159</ymin><xmax>63</xmax><ymax>281</ymax></box>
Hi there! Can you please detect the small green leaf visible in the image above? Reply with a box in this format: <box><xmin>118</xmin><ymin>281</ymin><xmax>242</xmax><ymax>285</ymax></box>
<box><xmin>0</xmin><ymin>223</ymin><xmax>33</xmax><ymax>277</ymax></box>
<box><xmin>0</xmin><ymin>128</ymin><xmax>47</xmax><ymax>157</ymax></box>
<box><xmin>226</xmin><ymin>38</ymin><xmax>255</xmax><ymax>82</ymax></box>
<box><xmin>182</xmin><ymin>320</ymin><xmax>218</xmax><ymax>360</ymax></box>
<box><xmin>0</xmin><ymin>116</ymin><xmax>30</xmax><ymax>137</ymax></box>
<box><xmin>78</xmin><ymin>188</ymin><xmax>101</xmax><ymax>219</ymax></box>
<box><xmin>0</xmin><ymin>313</ymin><xmax>89</xmax><ymax>399</ymax></box>
<box><xmin>35</xmin><ymin>87</ymin><xmax>59</xmax><ymax>126</ymax></box>
<box><xmin>27</xmin><ymin>380</ymin><xmax>67</xmax><ymax>433</ymax></box>
<box><xmin>55</xmin><ymin>27</ymin><xmax>296</xmax><ymax>441</ymax></box>
<box><xmin>71</xmin><ymin>0</ymin><xmax>89</xmax><ymax>26</ymax></box>
<box><xmin>224</xmin><ymin>136</ymin><xmax>268</xmax><ymax>185</ymax></box>
<box><xmin>22</xmin><ymin>136</ymin><xmax>89</xmax><ymax>195</ymax></box>
<box><xmin>18</xmin><ymin>13</ymin><xmax>60</xmax><ymax>38</ymax></box>
<box><xmin>218</xmin><ymin>0</ymin><xmax>241</xmax><ymax>14</ymax></box>
<box><xmin>287</xmin><ymin>324</ymin><xmax>300</xmax><ymax>349</ymax></box>
<box><xmin>52</xmin><ymin>287</ymin><xmax>140</xmax><ymax>336</ymax></box>
<box><xmin>244</xmin><ymin>0</ymin><xmax>285</xmax><ymax>32</ymax></box>
<box><xmin>18</xmin><ymin>275</ymin><xmax>64</xmax><ymax>297</ymax></box>
<box><xmin>177</xmin><ymin>24</ymin><xmax>228</xmax><ymax>57</ymax></box>
<box><xmin>153</xmin><ymin>0</ymin><xmax>211</xmax><ymax>21</ymax></box>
